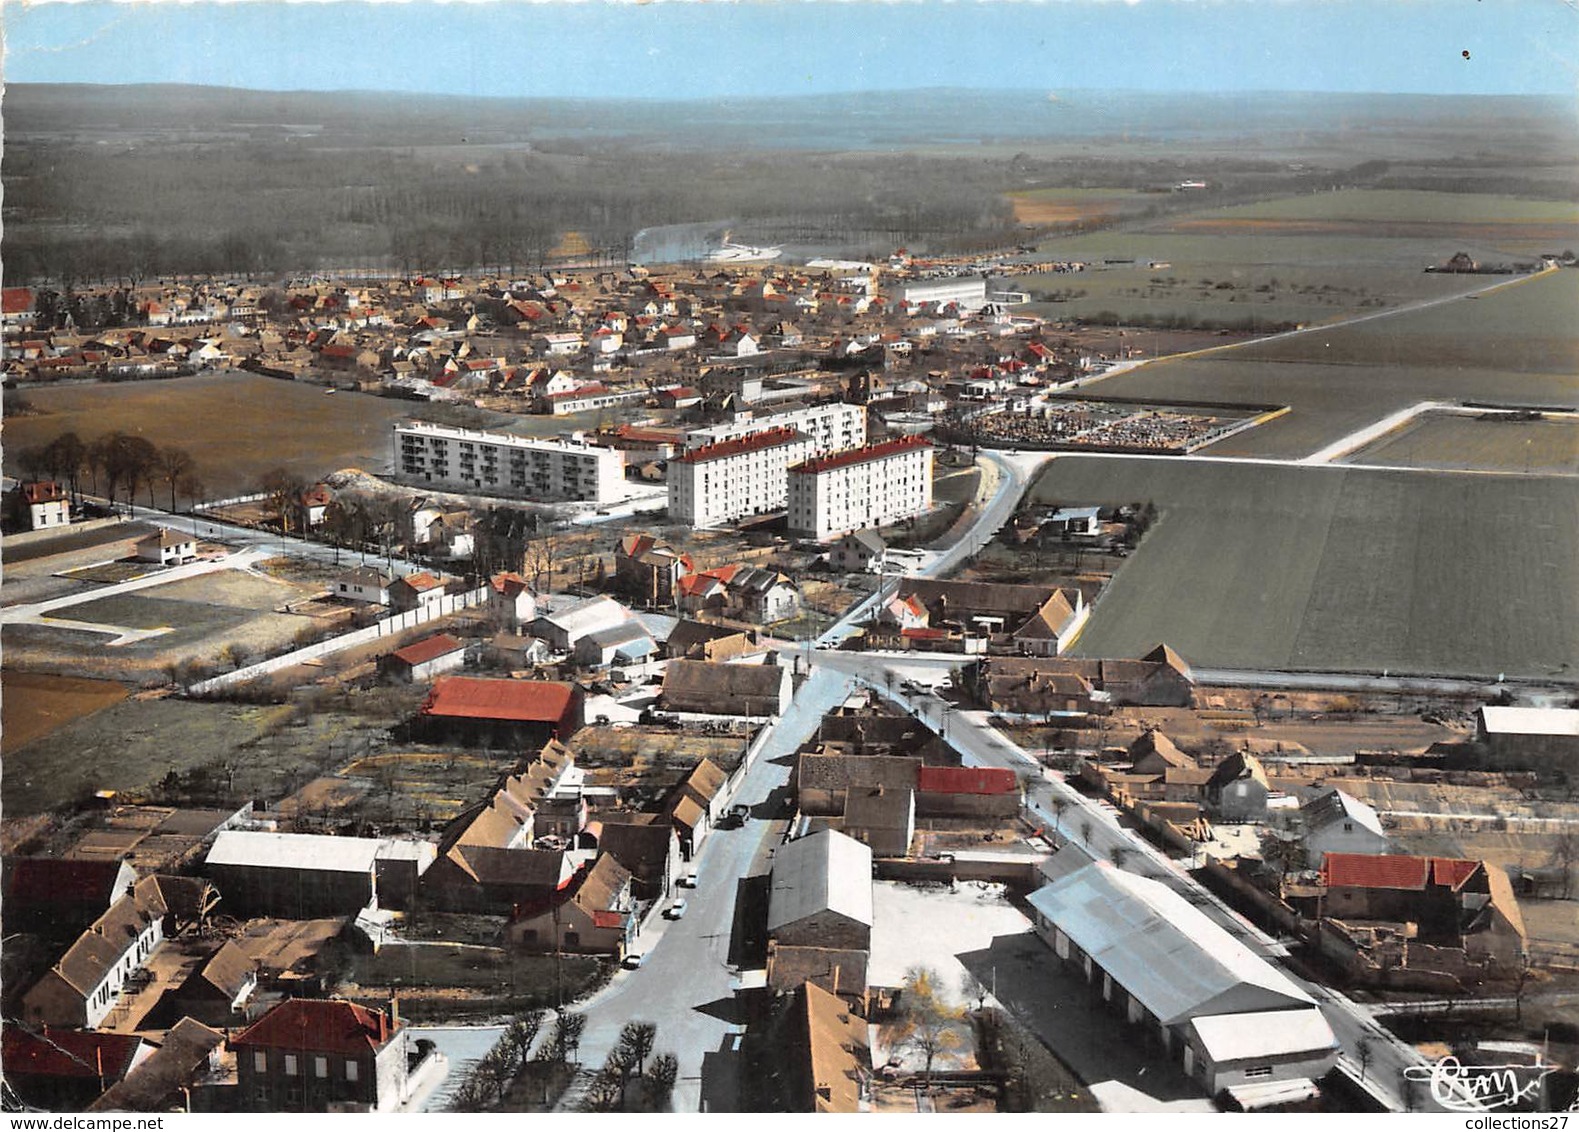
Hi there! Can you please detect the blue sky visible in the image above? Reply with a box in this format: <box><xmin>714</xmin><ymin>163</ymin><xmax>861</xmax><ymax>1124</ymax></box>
<box><xmin>4</xmin><ymin>1</ymin><xmax>1576</xmax><ymax>99</ymax></box>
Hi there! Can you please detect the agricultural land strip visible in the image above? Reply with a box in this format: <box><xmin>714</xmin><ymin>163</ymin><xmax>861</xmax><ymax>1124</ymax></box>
<box><xmin>1343</xmin><ymin>411</ymin><xmax>1579</xmax><ymax>476</ymax></box>
<box><xmin>0</xmin><ymin>670</ymin><xmax>130</xmax><ymax>750</ymax></box>
<box><xmin>1033</xmin><ymin>455</ymin><xmax>1579</xmax><ymax>679</ymax></box>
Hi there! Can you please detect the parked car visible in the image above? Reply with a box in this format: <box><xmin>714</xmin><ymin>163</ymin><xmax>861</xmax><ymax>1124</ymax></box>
<box><xmin>621</xmin><ymin>952</ymin><xmax>645</xmax><ymax>970</ymax></box>
<box><xmin>664</xmin><ymin>899</ymin><xmax>688</xmax><ymax>920</ymax></box>
<box><xmin>679</xmin><ymin>872</ymin><xmax>699</xmax><ymax>888</ymax></box>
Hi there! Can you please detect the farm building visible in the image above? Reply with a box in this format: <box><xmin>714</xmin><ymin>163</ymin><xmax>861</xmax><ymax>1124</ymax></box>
<box><xmin>134</xmin><ymin>527</ymin><xmax>197</xmax><ymax>565</ymax></box>
<box><xmin>204</xmin><ymin>831</ymin><xmax>435</xmax><ymax>918</ymax></box>
<box><xmin>1473</xmin><ymin>706</ymin><xmax>1579</xmax><ymax>775</ymax></box>
<box><xmin>915</xmin><ymin>765</ymin><xmax>1022</xmax><ymax>818</ymax></box>
<box><xmin>661</xmin><ymin>659</ymin><xmax>793</xmax><ymax>718</ymax></box>
<box><xmin>835</xmin><ymin>785</ymin><xmax>916</xmax><ymax>858</ymax></box>
<box><xmin>383</xmin><ymin>633</ymin><xmax>467</xmax><ymax>682</ymax></box>
<box><xmin>971</xmin><ymin>644</ymin><xmax>1195</xmax><ymax>713</ymax></box>
<box><xmin>597</xmin><ymin>817</ymin><xmax>681</xmax><ymax>902</ymax></box>
<box><xmin>769</xmin><ymin>829</ymin><xmax>874</xmax><ymax>952</ymax></box>
<box><xmin>1300</xmin><ymin>788</ymin><xmax>1390</xmax><ymax>866</ymax></box>
<box><xmin>334</xmin><ymin>566</ymin><xmax>393</xmax><ymax>605</ymax></box>
<box><xmin>417</xmin><ymin>676</ymin><xmax>584</xmax><ymax>746</ymax></box>
<box><xmin>1026</xmin><ymin>860</ymin><xmax>1337</xmax><ymax>1098</ymax></box>
<box><xmin>786</xmin><ymin>981</ymin><xmax>873</xmax><ymax>1113</ymax></box>
<box><xmin>1</xmin><ymin>1027</ymin><xmax>154</xmax><ymax>1111</ymax></box>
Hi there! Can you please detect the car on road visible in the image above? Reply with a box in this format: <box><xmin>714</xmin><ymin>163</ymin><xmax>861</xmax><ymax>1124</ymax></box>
<box><xmin>664</xmin><ymin>899</ymin><xmax>688</xmax><ymax>920</ymax></box>
<box><xmin>678</xmin><ymin>872</ymin><xmax>698</xmax><ymax>888</ymax></box>
<box><xmin>621</xmin><ymin>952</ymin><xmax>645</xmax><ymax>969</ymax></box>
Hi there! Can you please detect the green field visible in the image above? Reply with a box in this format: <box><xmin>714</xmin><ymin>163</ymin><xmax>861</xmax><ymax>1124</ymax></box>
<box><xmin>1150</xmin><ymin>188</ymin><xmax>1579</xmax><ymax>228</ymax></box>
<box><xmin>1034</xmin><ymin>456</ymin><xmax>1579</xmax><ymax>678</ymax></box>
<box><xmin>1349</xmin><ymin>413</ymin><xmax>1579</xmax><ymax>475</ymax></box>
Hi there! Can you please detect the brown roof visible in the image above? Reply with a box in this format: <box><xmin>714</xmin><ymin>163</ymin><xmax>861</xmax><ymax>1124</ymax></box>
<box><xmin>795</xmin><ymin>754</ymin><xmax>921</xmax><ymax>795</ymax></box>
<box><xmin>767</xmin><ymin>944</ymin><xmax>869</xmax><ymax>998</ymax></box>
<box><xmin>842</xmin><ymin>786</ymin><xmax>914</xmax><ymax>833</ymax></box>
<box><xmin>1207</xmin><ymin>751</ymin><xmax>1270</xmax><ymax>791</ymax></box>
<box><xmin>86</xmin><ymin>1018</ymin><xmax>225</xmax><ymax>1113</ymax></box>
<box><xmin>51</xmin><ymin>875</ymin><xmax>169</xmax><ymax>995</ymax></box>
<box><xmin>1010</xmin><ymin>590</ymin><xmax>1081</xmax><ymax>642</ymax></box>
<box><xmin>446</xmin><ymin>846</ymin><xmax>568</xmax><ymax>889</ymax></box>
<box><xmin>192</xmin><ymin>939</ymin><xmax>258</xmax><ymax>1000</ymax></box>
<box><xmin>598</xmin><ymin>822</ymin><xmax>675</xmax><ymax>883</ymax></box>
<box><xmin>797</xmin><ymin>981</ymin><xmax>870</xmax><ymax>1113</ymax></box>
<box><xmin>569</xmin><ymin>853</ymin><xmax>633</xmax><ymax>917</ymax></box>
<box><xmin>682</xmin><ymin>757</ymin><xmax>728</xmax><ymax>804</ymax></box>
<box><xmin>231</xmin><ymin>998</ymin><xmax>398</xmax><ymax>1055</ymax></box>
<box><xmin>1128</xmin><ymin>730</ymin><xmax>1195</xmax><ymax>772</ymax></box>
<box><xmin>662</xmin><ymin>660</ymin><xmax>786</xmax><ymax>710</ymax></box>
<box><xmin>233</xmin><ymin>918</ymin><xmax>347</xmax><ymax>977</ymax></box>
<box><xmin>898</xmin><ymin>578</ymin><xmax>1061</xmax><ymax>619</ymax></box>
<box><xmin>670</xmin><ymin>795</ymin><xmax>707</xmax><ymax>832</ymax></box>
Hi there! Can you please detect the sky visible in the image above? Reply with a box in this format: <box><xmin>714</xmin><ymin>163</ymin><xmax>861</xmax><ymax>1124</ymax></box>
<box><xmin>3</xmin><ymin>0</ymin><xmax>1577</xmax><ymax>100</ymax></box>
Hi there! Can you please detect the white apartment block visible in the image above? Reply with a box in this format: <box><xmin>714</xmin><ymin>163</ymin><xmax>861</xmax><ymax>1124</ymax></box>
<box><xmin>668</xmin><ymin>427</ymin><xmax>813</xmax><ymax>529</ymax></box>
<box><xmin>891</xmin><ymin>276</ymin><xmax>990</xmax><ymax>313</ymax></box>
<box><xmin>682</xmin><ymin>401</ymin><xmax>866</xmax><ymax>460</ymax></box>
<box><xmin>787</xmin><ymin>435</ymin><xmax>934</xmax><ymax>541</ymax></box>
<box><xmin>394</xmin><ymin>423</ymin><xmax>626</xmax><ymax>505</ymax></box>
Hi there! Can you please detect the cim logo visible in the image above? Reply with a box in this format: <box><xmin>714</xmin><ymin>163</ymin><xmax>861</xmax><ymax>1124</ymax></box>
<box><xmin>1403</xmin><ymin>1055</ymin><xmax>1561</xmax><ymax>1112</ymax></box>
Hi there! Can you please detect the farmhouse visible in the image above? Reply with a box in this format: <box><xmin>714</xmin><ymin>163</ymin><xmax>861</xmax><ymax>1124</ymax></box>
<box><xmin>970</xmin><ymin>644</ymin><xmax>1196</xmax><ymax>713</ymax></box>
<box><xmin>1300</xmin><ymin>788</ymin><xmax>1390</xmax><ymax>866</ymax></box>
<box><xmin>614</xmin><ymin>533</ymin><xmax>692</xmax><ymax>606</ymax></box>
<box><xmin>487</xmin><ymin>571</ymin><xmax>536</xmax><ymax>630</ymax></box>
<box><xmin>84</xmin><ymin>1018</ymin><xmax>228</xmax><ymax>1114</ymax></box>
<box><xmin>829</xmin><ymin>529</ymin><xmax>889</xmax><ymax>573</ymax></box>
<box><xmin>915</xmin><ymin>765</ymin><xmax>1022</xmax><ymax>819</ymax></box>
<box><xmin>891</xmin><ymin>579</ymin><xmax>1088</xmax><ymax>657</ymax></box>
<box><xmin>662</xmin><ymin>659</ymin><xmax>793</xmax><ymax>717</ymax></box>
<box><xmin>786</xmin><ymin>981</ymin><xmax>872</xmax><ymax>1113</ymax></box>
<box><xmin>1026</xmin><ymin>860</ymin><xmax>1337</xmax><ymax>1097</ymax></box>
<box><xmin>418</xmin><ymin>676</ymin><xmax>584</xmax><ymax>746</ymax></box>
<box><xmin>769</xmin><ymin>829</ymin><xmax>874</xmax><ymax>952</ymax></box>
<box><xmin>1</xmin><ymin>1027</ymin><xmax>155</xmax><ymax>1111</ymax></box>
<box><xmin>388</xmin><ymin>571</ymin><xmax>446</xmax><ymax>613</ymax></box>
<box><xmin>507</xmin><ymin>854</ymin><xmax>638</xmax><ymax>956</ymax></box>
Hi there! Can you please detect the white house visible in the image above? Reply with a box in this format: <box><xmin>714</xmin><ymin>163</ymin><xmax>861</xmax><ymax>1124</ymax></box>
<box><xmin>336</xmin><ymin>566</ymin><xmax>394</xmax><ymax>605</ymax></box>
<box><xmin>1300</xmin><ymin>788</ymin><xmax>1389</xmax><ymax>866</ymax></box>
<box><xmin>488</xmin><ymin>572</ymin><xmax>537</xmax><ymax>629</ymax></box>
<box><xmin>135</xmin><ymin>528</ymin><xmax>197</xmax><ymax>565</ymax></box>
<box><xmin>13</xmin><ymin>481</ymin><xmax>70</xmax><ymax>530</ymax></box>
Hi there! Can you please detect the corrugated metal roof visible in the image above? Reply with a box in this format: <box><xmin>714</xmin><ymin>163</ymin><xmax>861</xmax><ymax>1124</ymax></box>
<box><xmin>1026</xmin><ymin>862</ymin><xmax>1312</xmax><ymax>1025</ymax></box>
<box><xmin>207</xmin><ymin>831</ymin><xmax>403</xmax><ymax>873</ymax></box>
<box><xmin>768</xmin><ymin>829</ymin><xmax>873</xmax><ymax>933</ymax></box>
<box><xmin>1190</xmin><ymin>1009</ymin><xmax>1336</xmax><ymax>1063</ymax></box>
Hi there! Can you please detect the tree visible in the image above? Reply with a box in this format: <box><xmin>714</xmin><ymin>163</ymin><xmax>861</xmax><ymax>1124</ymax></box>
<box><xmin>475</xmin><ymin>1043</ymin><xmax>519</xmax><ymax>1105</ymax></box>
<box><xmin>42</xmin><ymin>431</ymin><xmax>87</xmax><ymax>499</ymax></box>
<box><xmin>646</xmin><ymin>1052</ymin><xmax>679</xmax><ymax>1109</ymax></box>
<box><xmin>501</xmin><ymin>1012</ymin><xmax>544</xmax><ymax>1065</ymax></box>
<box><xmin>157</xmin><ymin>446</ymin><xmax>196</xmax><ymax>511</ymax></box>
<box><xmin>548</xmin><ymin>1010</ymin><xmax>586</xmax><ymax>1064</ymax></box>
<box><xmin>615</xmin><ymin>1020</ymin><xmax>658</xmax><ymax>1078</ymax></box>
<box><xmin>960</xmin><ymin>969</ymin><xmax>990</xmax><ymax>1011</ymax></box>
<box><xmin>1356</xmin><ymin>1035</ymin><xmax>1375</xmax><ymax>1082</ymax></box>
<box><xmin>259</xmin><ymin>465</ymin><xmax>305</xmax><ymax>533</ymax></box>
<box><xmin>890</xmin><ymin>967</ymin><xmax>965</xmax><ymax>1091</ymax></box>
<box><xmin>583</xmin><ymin>1067</ymin><xmax>624</xmax><ymax>1112</ymax></box>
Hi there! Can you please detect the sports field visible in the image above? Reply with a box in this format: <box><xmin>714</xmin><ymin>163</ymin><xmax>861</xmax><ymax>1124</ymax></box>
<box><xmin>1032</xmin><ymin>456</ymin><xmax>1579</xmax><ymax>678</ymax></box>
<box><xmin>1348</xmin><ymin>413</ymin><xmax>1579</xmax><ymax>475</ymax></box>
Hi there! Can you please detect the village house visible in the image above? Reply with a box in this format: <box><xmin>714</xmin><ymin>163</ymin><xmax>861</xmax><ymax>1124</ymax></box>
<box><xmin>388</xmin><ymin>571</ymin><xmax>447</xmax><ymax>614</ymax></box>
<box><xmin>662</xmin><ymin>659</ymin><xmax>793</xmax><ymax>718</ymax></box>
<box><xmin>382</xmin><ymin>632</ymin><xmax>468</xmax><ymax>683</ymax></box>
<box><xmin>663</xmin><ymin>620</ymin><xmax>765</xmax><ymax>664</ymax></box>
<box><xmin>1204</xmin><ymin>752</ymin><xmax>1274</xmax><ymax>822</ymax></box>
<box><xmin>334</xmin><ymin>566</ymin><xmax>394</xmax><ymax>605</ymax></box>
<box><xmin>85</xmin><ymin>1018</ymin><xmax>228</xmax><ymax>1114</ymax></box>
<box><xmin>508</xmin><ymin>853</ymin><xmax>637</xmax><ymax>956</ymax></box>
<box><xmin>1300</xmin><ymin>788</ymin><xmax>1390</xmax><ymax>866</ymax></box>
<box><xmin>487</xmin><ymin>572</ymin><xmax>536</xmax><ymax>630</ymax></box>
<box><xmin>134</xmin><ymin>527</ymin><xmax>198</xmax><ymax>566</ymax></box>
<box><xmin>786</xmin><ymin>981</ymin><xmax>872</xmax><ymax>1113</ymax></box>
<box><xmin>769</xmin><ymin>829</ymin><xmax>874</xmax><ymax>952</ymax></box>
<box><xmin>828</xmin><ymin>529</ymin><xmax>889</xmax><ymax>573</ymax></box>
<box><xmin>614</xmin><ymin>533</ymin><xmax>692</xmax><ymax>607</ymax></box>
<box><xmin>970</xmin><ymin>644</ymin><xmax>1196</xmax><ymax>713</ymax></box>
<box><xmin>155</xmin><ymin>940</ymin><xmax>260</xmax><ymax>1028</ymax></box>
<box><xmin>231</xmin><ymin>998</ymin><xmax>421</xmax><ymax>1113</ymax></box>
<box><xmin>666</xmin><ymin>757</ymin><xmax>730</xmax><ymax>859</ymax></box>
<box><xmin>889</xmin><ymin>579</ymin><xmax>1088</xmax><ymax>657</ymax></box>
<box><xmin>8</xmin><ymin>480</ymin><xmax>71</xmax><ymax>531</ymax></box>
<box><xmin>20</xmin><ymin>875</ymin><xmax>176</xmax><ymax>1029</ymax></box>
<box><xmin>914</xmin><ymin>765</ymin><xmax>1022</xmax><ymax>819</ymax></box>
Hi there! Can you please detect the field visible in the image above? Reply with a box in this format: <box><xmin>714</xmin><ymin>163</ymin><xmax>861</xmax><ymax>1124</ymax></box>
<box><xmin>1031</xmin><ymin>455</ymin><xmax>1579</xmax><ymax>678</ymax></box>
<box><xmin>4</xmin><ymin>371</ymin><xmax>468</xmax><ymax>499</ymax></box>
<box><xmin>0</xmin><ymin>670</ymin><xmax>129</xmax><ymax>749</ymax></box>
<box><xmin>1021</xmin><ymin>189</ymin><xmax>1579</xmax><ymax>327</ymax></box>
<box><xmin>1086</xmin><ymin>268</ymin><xmax>1579</xmax><ymax>459</ymax></box>
<box><xmin>1006</xmin><ymin>187</ymin><xmax>1158</xmax><ymax>227</ymax></box>
<box><xmin>1348</xmin><ymin>413</ymin><xmax>1579</xmax><ymax>475</ymax></box>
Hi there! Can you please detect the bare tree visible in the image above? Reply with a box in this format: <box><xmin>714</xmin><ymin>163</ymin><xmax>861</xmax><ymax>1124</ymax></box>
<box><xmin>646</xmin><ymin>1052</ymin><xmax>679</xmax><ymax>1109</ymax></box>
<box><xmin>616</xmin><ymin>1020</ymin><xmax>658</xmax><ymax>1078</ymax></box>
<box><xmin>157</xmin><ymin>446</ymin><xmax>195</xmax><ymax>511</ymax></box>
<box><xmin>890</xmin><ymin>966</ymin><xmax>965</xmax><ymax>1091</ymax></box>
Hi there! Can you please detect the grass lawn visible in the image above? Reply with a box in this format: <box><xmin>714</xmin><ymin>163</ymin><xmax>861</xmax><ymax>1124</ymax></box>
<box><xmin>1032</xmin><ymin>456</ymin><xmax>1579</xmax><ymax>679</ymax></box>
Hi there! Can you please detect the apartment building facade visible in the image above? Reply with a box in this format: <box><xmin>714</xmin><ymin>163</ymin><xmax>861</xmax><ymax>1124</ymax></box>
<box><xmin>393</xmin><ymin>423</ymin><xmax>625</xmax><ymax>505</ymax></box>
<box><xmin>668</xmin><ymin>427</ymin><xmax>813</xmax><ymax>529</ymax></box>
<box><xmin>681</xmin><ymin>401</ymin><xmax>866</xmax><ymax>459</ymax></box>
<box><xmin>787</xmin><ymin>435</ymin><xmax>934</xmax><ymax>541</ymax></box>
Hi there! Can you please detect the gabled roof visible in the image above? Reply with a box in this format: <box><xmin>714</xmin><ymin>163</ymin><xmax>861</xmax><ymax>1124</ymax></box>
<box><xmin>1128</xmin><ymin>730</ymin><xmax>1195</xmax><ymax>772</ymax></box>
<box><xmin>86</xmin><ymin>1018</ymin><xmax>225</xmax><ymax>1113</ymax></box>
<box><xmin>769</xmin><ymin>829</ymin><xmax>873</xmax><ymax>933</ymax></box>
<box><xmin>1026</xmin><ymin>861</ymin><xmax>1314</xmax><ymax>1026</ymax></box>
<box><xmin>568</xmin><ymin>853</ymin><xmax>633</xmax><ymax>919</ymax></box>
<box><xmin>50</xmin><ymin>875</ymin><xmax>170</xmax><ymax>996</ymax></box>
<box><xmin>682</xmin><ymin>757</ymin><xmax>728</xmax><ymax>804</ymax></box>
<box><xmin>5</xmin><ymin>857</ymin><xmax>136</xmax><ymax>911</ymax></box>
<box><xmin>421</xmin><ymin>676</ymin><xmax>576</xmax><ymax>724</ymax></box>
<box><xmin>1141</xmin><ymin>642</ymin><xmax>1194</xmax><ymax>679</ymax></box>
<box><xmin>192</xmin><ymin>940</ymin><xmax>258</xmax><ymax>1000</ymax></box>
<box><xmin>598</xmin><ymin>821</ymin><xmax>675</xmax><ymax>882</ymax></box>
<box><xmin>231</xmin><ymin>998</ymin><xmax>398</xmax><ymax>1055</ymax></box>
<box><xmin>1300</xmin><ymin>788</ymin><xmax>1386</xmax><ymax>839</ymax></box>
<box><xmin>1</xmin><ymin>1026</ymin><xmax>147</xmax><ymax>1081</ymax></box>
<box><xmin>1207</xmin><ymin>751</ymin><xmax>1270</xmax><ymax>791</ymax></box>
<box><xmin>916</xmin><ymin>766</ymin><xmax>1019</xmax><ymax>796</ymax></box>
<box><xmin>391</xmin><ymin>571</ymin><xmax>444</xmax><ymax>594</ymax></box>
<box><xmin>390</xmin><ymin>632</ymin><xmax>466</xmax><ymax>668</ymax></box>
<box><xmin>1321</xmin><ymin>852</ymin><xmax>1481</xmax><ymax>892</ymax></box>
<box><xmin>797</xmin><ymin>981</ymin><xmax>871</xmax><ymax>1113</ymax></box>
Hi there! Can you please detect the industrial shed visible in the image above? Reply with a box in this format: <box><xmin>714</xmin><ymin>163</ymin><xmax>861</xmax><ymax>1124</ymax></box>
<box><xmin>1026</xmin><ymin>861</ymin><xmax>1337</xmax><ymax>1096</ymax></box>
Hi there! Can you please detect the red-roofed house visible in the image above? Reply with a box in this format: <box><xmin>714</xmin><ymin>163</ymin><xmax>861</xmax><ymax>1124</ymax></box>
<box><xmin>231</xmin><ymin>998</ymin><xmax>419</xmax><ymax>1112</ymax></box>
<box><xmin>1</xmin><ymin>1027</ymin><xmax>154</xmax><ymax>1110</ymax></box>
<box><xmin>507</xmin><ymin>853</ymin><xmax>637</xmax><ymax>957</ymax></box>
<box><xmin>3</xmin><ymin>286</ymin><xmax>36</xmax><ymax>326</ymax></box>
<box><xmin>8</xmin><ymin>480</ymin><xmax>70</xmax><ymax>531</ymax></box>
<box><xmin>915</xmin><ymin>765</ymin><xmax>1022</xmax><ymax>818</ymax></box>
<box><xmin>388</xmin><ymin>571</ymin><xmax>446</xmax><ymax>614</ymax></box>
<box><xmin>384</xmin><ymin>633</ymin><xmax>467</xmax><ymax>683</ymax></box>
<box><xmin>418</xmin><ymin>676</ymin><xmax>582</xmax><ymax>746</ymax></box>
<box><xmin>488</xmin><ymin>572</ymin><xmax>536</xmax><ymax>629</ymax></box>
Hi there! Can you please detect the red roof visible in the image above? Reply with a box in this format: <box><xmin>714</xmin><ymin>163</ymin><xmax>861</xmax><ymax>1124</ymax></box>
<box><xmin>1321</xmin><ymin>852</ymin><xmax>1482</xmax><ymax>892</ymax></box>
<box><xmin>20</xmin><ymin>481</ymin><xmax>67</xmax><ymax>505</ymax></box>
<box><xmin>790</xmin><ymin>435</ymin><xmax>931</xmax><ymax>476</ymax></box>
<box><xmin>2</xmin><ymin>1027</ymin><xmax>145</xmax><ymax>1080</ymax></box>
<box><xmin>391</xmin><ymin>632</ymin><xmax>466</xmax><ymax>668</ymax></box>
<box><xmin>900</xmin><ymin>627</ymin><xmax>949</xmax><ymax>640</ymax></box>
<box><xmin>422</xmin><ymin>676</ymin><xmax>576</xmax><ymax>724</ymax></box>
<box><xmin>2</xmin><ymin>287</ymin><xmax>34</xmax><ymax>315</ymax></box>
<box><xmin>394</xmin><ymin>571</ymin><xmax>444</xmax><ymax>594</ymax></box>
<box><xmin>917</xmin><ymin>766</ymin><xmax>1020</xmax><ymax>796</ymax></box>
<box><xmin>592</xmin><ymin>909</ymin><xmax>627</xmax><ymax>930</ymax></box>
<box><xmin>675</xmin><ymin>427</ymin><xmax>805</xmax><ymax>465</ymax></box>
<box><xmin>490</xmin><ymin>571</ymin><xmax>531</xmax><ymax>597</ymax></box>
<box><xmin>231</xmin><ymin>998</ymin><xmax>397</xmax><ymax>1055</ymax></box>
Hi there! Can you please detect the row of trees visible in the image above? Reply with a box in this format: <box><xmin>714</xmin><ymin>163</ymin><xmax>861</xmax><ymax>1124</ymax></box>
<box><xmin>14</xmin><ymin>429</ymin><xmax>202</xmax><ymax>511</ymax></box>
<box><xmin>581</xmin><ymin>1020</ymin><xmax>678</xmax><ymax>1112</ymax></box>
